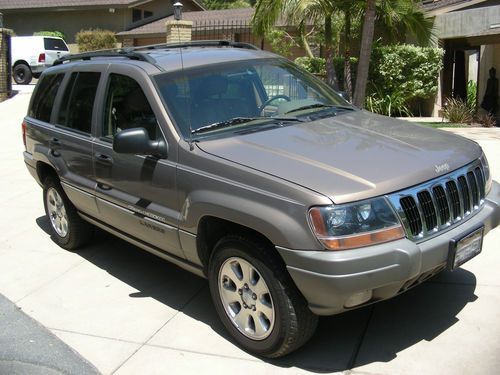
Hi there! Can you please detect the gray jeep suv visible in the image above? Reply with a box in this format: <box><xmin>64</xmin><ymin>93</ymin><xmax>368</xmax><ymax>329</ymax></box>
<box><xmin>22</xmin><ymin>41</ymin><xmax>500</xmax><ymax>358</ymax></box>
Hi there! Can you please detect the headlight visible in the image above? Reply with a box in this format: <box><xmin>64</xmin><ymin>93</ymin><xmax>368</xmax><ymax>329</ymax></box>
<box><xmin>480</xmin><ymin>153</ymin><xmax>492</xmax><ymax>195</ymax></box>
<box><xmin>308</xmin><ymin>197</ymin><xmax>404</xmax><ymax>250</ymax></box>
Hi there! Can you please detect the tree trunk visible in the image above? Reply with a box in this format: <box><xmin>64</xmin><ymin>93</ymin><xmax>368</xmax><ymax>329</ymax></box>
<box><xmin>343</xmin><ymin>9</ymin><xmax>352</xmax><ymax>100</ymax></box>
<box><xmin>299</xmin><ymin>24</ymin><xmax>314</xmax><ymax>58</ymax></box>
<box><xmin>325</xmin><ymin>15</ymin><xmax>339</xmax><ymax>90</ymax></box>
<box><xmin>353</xmin><ymin>0</ymin><xmax>376</xmax><ymax>108</ymax></box>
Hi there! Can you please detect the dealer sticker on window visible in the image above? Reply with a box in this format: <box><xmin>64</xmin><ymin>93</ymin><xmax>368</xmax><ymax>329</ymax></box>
<box><xmin>448</xmin><ymin>226</ymin><xmax>484</xmax><ymax>270</ymax></box>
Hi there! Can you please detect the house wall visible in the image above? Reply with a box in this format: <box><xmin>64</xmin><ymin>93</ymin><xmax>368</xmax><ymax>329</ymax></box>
<box><xmin>3</xmin><ymin>8</ymin><xmax>128</xmax><ymax>45</ymax></box>
<box><xmin>434</xmin><ymin>4</ymin><xmax>500</xmax><ymax>39</ymax></box>
<box><xmin>1</xmin><ymin>0</ymin><xmax>200</xmax><ymax>48</ymax></box>
<box><xmin>432</xmin><ymin>4</ymin><xmax>500</xmax><ymax>116</ymax></box>
<box><xmin>478</xmin><ymin>44</ymin><xmax>500</xmax><ymax>116</ymax></box>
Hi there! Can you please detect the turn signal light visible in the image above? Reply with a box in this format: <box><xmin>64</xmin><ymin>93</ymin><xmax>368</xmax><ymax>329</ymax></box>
<box><xmin>38</xmin><ymin>53</ymin><xmax>46</xmax><ymax>63</ymax></box>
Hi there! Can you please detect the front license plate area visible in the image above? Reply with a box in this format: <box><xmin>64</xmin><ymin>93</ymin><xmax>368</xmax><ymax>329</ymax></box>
<box><xmin>448</xmin><ymin>226</ymin><xmax>484</xmax><ymax>270</ymax></box>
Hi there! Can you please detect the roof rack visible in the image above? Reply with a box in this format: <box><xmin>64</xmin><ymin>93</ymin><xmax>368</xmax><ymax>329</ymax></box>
<box><xmin>134</xmin><ymin>40</ymin><xmax>259</xmax><ymax>52</ymax></box>
<box><xmin>53</xmin><ymin>49</ymin><xmax>165</xmax><ymax>71</ymax></box>
<box><xmin>52</xmin><ymin>40</ymin><xmax>259</xmax><ymax>70</ymax></box>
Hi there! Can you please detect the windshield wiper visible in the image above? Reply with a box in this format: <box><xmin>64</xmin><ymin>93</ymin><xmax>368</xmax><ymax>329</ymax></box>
<box><xmin>190</xmin><ymin>116</ymin><xmax>304</xmax><ymax>135</ymax></box>
<box><xmin>285</xmin><ymin>103</ymin><xmax>355</xmax><ymax>114</ymax></box>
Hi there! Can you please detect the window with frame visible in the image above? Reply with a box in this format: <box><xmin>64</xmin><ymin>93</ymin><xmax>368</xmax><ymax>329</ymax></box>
<box><xmin>103</xmin><ymin>74</ymin><xmax>159</xmax><ymax>141</ymax></box>
<box><xmin>57</xmin><ymin>72</ymin><xmax>100</xmax><ymax>134</ymax></box>
<box><xmin>29</xmin><ymin>74</ymin><xmax>64</xmax><ymax>123</ymax></box>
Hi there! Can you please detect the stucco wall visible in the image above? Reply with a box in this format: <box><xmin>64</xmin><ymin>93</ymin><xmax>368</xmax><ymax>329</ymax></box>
<box><xmin>434</xmin><ymin>4</ymin><xmax>500</xmax><ymax>39</ymax></box>
<box><xmin>3</xmin><ymin>9</ymin><xmax>128</xmax><ymax>43</ymax></box>
<box><xmin>478</xmin><ymin>44</ymin><xmax>500</xmax><ymax>116</ymax></box>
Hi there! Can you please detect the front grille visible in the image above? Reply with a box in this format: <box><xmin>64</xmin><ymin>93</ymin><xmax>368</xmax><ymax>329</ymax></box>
<box><xmin>388</xmin><ymin>160</ymin><xmax>486</xmax><ymax>241</ymax></box>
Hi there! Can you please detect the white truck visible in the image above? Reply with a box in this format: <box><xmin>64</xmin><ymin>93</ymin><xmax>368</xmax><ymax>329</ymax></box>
<box><xmin>11</xmin><ymin>36</ymin><xmax>70</xmax><ymax>85</ymax></box>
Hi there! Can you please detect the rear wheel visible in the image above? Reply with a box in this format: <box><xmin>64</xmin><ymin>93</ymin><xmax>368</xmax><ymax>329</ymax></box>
<box><xmin>43</xmin><ymin>177</ymin><xmax>93</xmax><ymax>250</ymax></box>
<box><xmin>13</xmin><ymin>63</ymin><xmax>32</xmax><ymax>85</ymax></box>
<box><xmin>208</xmin><ymin>235</ymin><xmax>318</xmax><ymax>358</ymax></box>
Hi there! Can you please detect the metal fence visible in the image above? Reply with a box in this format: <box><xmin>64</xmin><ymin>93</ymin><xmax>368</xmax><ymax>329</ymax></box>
<box><xmin>192</xmin><ymin>20</ymin><xmax>262</xmax><ymax>48</ymax></box>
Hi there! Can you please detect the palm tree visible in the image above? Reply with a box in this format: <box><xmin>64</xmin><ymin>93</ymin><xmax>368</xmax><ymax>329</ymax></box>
<box><xmin>353</xmin><ymin>0</ymin><xmax>376</xmax><ymax>107</ymax></box>
<box><xmin>353</xmin><ymin>0</ymin><xmax>434</xmax><ymax>107</ymax></box>
<box><xmin>252</xmin><ymin>0</ymin><xmax>340</xmax><ymax>90</ymax></box>
<box><xmin>252</xmin><ymin>0</ymin><xmax>433</xmax><ymax>105</ymax></box>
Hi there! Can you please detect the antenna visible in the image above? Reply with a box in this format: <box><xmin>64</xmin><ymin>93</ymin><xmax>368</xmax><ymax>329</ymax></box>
<box><xmin>174</xmin><ymin>2</ymin><xmax>194</xmax><ymax>150</ymax></box>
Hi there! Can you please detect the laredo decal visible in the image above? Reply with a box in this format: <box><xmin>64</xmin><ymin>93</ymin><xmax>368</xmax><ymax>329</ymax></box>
<box><xmin>126</xmin><ymin>205</ymin><xmax>168</xmax><ymax>223</ymax></box>
<box><xmin>140</xmin><ymin>220</ymin><xmax>166</xmax><ymax>234</ymax></box>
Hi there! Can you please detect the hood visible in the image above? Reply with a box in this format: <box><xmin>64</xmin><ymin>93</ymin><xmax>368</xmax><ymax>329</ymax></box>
<box><xmin>197</xmin><ymin>110</ymin><xmax>482</xmax><ymax>203</ymax></box>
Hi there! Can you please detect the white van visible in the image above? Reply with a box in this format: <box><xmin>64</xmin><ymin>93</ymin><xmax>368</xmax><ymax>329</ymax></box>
<box><xmin>11</xmin><ymin>36</ymin><xmax>70</xmax><ymax>85</ymax></box>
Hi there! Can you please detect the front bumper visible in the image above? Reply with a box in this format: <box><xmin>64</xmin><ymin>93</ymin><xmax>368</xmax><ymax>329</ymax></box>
<box><xmin>277</xmin><ymin>181</ymin><xmax>500</xmax><ymax>316</ymax></box>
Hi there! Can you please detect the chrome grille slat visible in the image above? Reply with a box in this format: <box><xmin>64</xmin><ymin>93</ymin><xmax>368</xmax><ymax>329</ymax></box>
<box><xmin>432</xmin><ymin>185</ymin><xmax>449</xmax><ymax>225</ymax></box>
<box><xmin>474</xmin><ymin>167</ymin><xmax>485</xmax><ymax>201</ymax></box>
<box><xmin>417</xmin><ymin>190</ymin><xmax>437</xmax><ymax>231</ymax></box>
<box><xmin>387</xmin><ymin>160</ymin><xmax>486</xmax><ymax>242</ymax></box>
<box><xmin>457</xmin><ymin>175</ymin><xmax>470</xmax><ymax>215</ymax></box>
<box><xmin>446</xmin><ymin>180</ymin><xmax>461</xmax><ymax>220</ymax></box>
<box><xmin>467</xmin><ymin>171</ymin><xmax>479</xmax><ymax>208</ymax></box>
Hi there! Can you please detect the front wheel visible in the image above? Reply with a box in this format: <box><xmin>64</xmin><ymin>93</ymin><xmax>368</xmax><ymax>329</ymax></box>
<box><xmin>208</xmin><ymin>235</ymin><xmax>318</xmax><ymax>358</ymax></box>
<box><xmin>43</xmin><ymin>177</ymin><xmax>93</xmax><ymax>250</ymax></box>
<box><xmin>13</xmin><ymin>63</ymin><xmax>32</xmax><ymax>85</ymax></box>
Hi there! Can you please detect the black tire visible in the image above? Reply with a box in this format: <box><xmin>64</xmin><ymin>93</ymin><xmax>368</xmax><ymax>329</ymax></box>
<box><xmin>43</xmin><ymin>176</ymin><xmax>93</xmax><ymax>250</ymax></box>
<box><xmin>32</xmin><ymin>72</ymin><xmax>41</xmax><ymax>79</ymax></box>
<box><xmin>13</xmin><ymin>63</ymin><xmax>32</xmax><ymax>85</ymax></box>
<box><xmin>208</xmin><ymin>235</ymin><xmax>318</xmax><ymax>358</ymax></box>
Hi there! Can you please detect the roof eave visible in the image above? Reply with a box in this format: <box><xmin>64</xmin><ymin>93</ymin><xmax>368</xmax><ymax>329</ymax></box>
<box><xmin>425</xmin><ymin>0</ymin><xmax>488</xmax><ymax>16</ymax></box>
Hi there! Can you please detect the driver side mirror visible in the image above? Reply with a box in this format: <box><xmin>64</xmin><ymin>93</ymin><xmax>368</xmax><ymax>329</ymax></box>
<box><xmin>113</xmin><ymin>128</ymin><xmax>168</xmax><ymax>159</ymax></box>
<box><xmin>337</xmin><ymin>91</ymin><xmax>351</xmax><ymax>102</ymax></box>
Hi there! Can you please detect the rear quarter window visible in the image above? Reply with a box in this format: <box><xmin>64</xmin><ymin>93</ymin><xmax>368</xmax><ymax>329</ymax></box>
<box><xmin>29</xmin><ymin>74</ymin><xmax>65</xmax><ymax>122</ymax></box>
<box><xmin>44</xmin><ymin>38</ymin><xmax>68</xmax><ymax>51</ymax></box>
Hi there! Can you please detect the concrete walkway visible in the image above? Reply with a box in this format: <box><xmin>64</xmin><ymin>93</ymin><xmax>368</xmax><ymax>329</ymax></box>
<box><xmin>0</xmin><ymin>87</ymin><xmax>499</xmax><ymax>374</ymax></box>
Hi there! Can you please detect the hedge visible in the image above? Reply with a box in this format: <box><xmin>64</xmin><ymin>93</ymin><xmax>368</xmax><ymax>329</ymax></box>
<box><xmin>75</xmin><ymin>29</ymin><xmax>117</xmax><ymax>52</ymax></box>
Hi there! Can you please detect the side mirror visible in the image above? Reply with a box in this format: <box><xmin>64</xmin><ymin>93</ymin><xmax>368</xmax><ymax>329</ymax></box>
<box><xmin>113</xmin><ymin>127</ymin><xmax>168</xmax><ymax>158</ymax></box>
<box><xmin>337</xmin><ymin>91</ymin><xmax>350</xmax><ymax>102</ymax></box>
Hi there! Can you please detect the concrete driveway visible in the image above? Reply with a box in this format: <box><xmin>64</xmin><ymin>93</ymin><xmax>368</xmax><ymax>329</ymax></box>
<box><xmin>1</xmin><ymin>87</ymin><xmax>499</xmax><ymax>374</ymax></box>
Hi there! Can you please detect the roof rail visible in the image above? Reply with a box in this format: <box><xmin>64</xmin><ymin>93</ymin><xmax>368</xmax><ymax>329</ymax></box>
<box><xmin>134</xmin><ymin>40</ymin><xmax>259</xmax><ymax>51</ymax></box>
<box><xmin>53</xmin><ymin>49</ymin><xmax>165</xmax><ymax>71</ymax></box>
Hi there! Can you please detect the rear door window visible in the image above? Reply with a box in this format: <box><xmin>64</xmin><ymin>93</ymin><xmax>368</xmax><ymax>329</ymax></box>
<box><xmin>44</xmin><ymin>38</ymin><xmax>68</xmax><ymax>51</ymax></box>
<box><xmin>29</xmin><ymin>74</ymin><xmax>64</xmax><ymax>123</ymax></box>
<box><xmin>57</xmin><ymin>72</ymin><xmax>101</xmax><ymax>134</ymax></box>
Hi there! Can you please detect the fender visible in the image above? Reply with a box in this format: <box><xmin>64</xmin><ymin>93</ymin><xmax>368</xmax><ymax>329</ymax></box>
<box><xmin>179</xmin><ymin>189</ymin><xmax>323</xmax><ymax>250</ymax></box>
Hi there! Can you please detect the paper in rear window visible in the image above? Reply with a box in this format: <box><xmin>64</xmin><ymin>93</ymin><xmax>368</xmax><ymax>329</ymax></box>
<box><xmin>44</xmin><ymin>38</ymin><xmax>68</xmax><ymax>51</ymax></box>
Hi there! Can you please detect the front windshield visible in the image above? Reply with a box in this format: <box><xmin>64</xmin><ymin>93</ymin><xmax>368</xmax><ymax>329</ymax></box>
<box><xmin>154</xmin><ymin>58</ymin><xmax>353</xmax><ymax>139</ymax></box>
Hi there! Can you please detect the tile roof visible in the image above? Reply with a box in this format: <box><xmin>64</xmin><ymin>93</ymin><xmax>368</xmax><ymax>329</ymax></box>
<box><xmin>0</xmin><ymin>0</ymin><xmax>204</xmax><ymax>11</ymax></box>
<box><xmin>118</xmin><ymin>7</ymin><xmax>255</xmax><ymax>36</ymax></box>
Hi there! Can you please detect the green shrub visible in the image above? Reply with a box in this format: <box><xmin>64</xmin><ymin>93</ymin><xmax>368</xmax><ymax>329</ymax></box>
<box><xmin>76</xmin><ymin>29</ymin><xmax>117</xmax><ymax>52</ymax></box>
<box><xmin>466</xmin><ymin>80</ymin><xmax>477</xmax><ymax>112</ymax></box>
<box><xmin>369</xmin><ymin>44</ymin><xmax>444</xmax><ymax>101</ymax></box>
<box><xmin>443</xmin><ymin>97</ymin><xmax>474</xmax><ymax>124</ymax></box>
<box><xmin>476</xmin><ymin>111</ymin><xmax>496</xmax><ymax>128</ymax></box>
<box><xmin>295</xmin><ymin>57</ymin><xmax>326</xmax><ymax>75</ymax></box>
<box><xmin>33</xmin><ymin>31</ymin><xmax>66</xmax><ymax>40</ymax></box>
<box><xmin>367</xmin><ymin>44</ymin><xmax>444</xmax><ymax>116</ymax></box>
<box><xmin>294</xmin><ymin>56</ymin><xmax>357</xmax><ymax>90</ymax></box>
<box><xmin>366</xmin><ymin>85</ymin><xmax>412</xmax><ymax>117</ymax></box>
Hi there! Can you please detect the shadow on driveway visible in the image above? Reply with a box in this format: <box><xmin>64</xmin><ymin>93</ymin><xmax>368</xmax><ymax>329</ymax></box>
<box><xmin>36</xmin><ymin>216</ymin><xmax>478</xmax><ymax>372</ymax></box>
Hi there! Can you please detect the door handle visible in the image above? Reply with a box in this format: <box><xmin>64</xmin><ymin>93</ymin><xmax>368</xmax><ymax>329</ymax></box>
<box><xmin>97</xmin><ymin>182</ymin><xmax>112</xmax><ymax>191</ymax></box>
<box><xmin>95</xmin><ymin>153</ymin><xmax>113</xmax><ymax>165</ymax></box>
<box><xmin>50</xmin><ymin>138</ymin><xmax>62</xmax><ymax>146</ymax></box>
<box><xmin>49</xmin><ymin>138</ymin><xmax>62</xmax><ymax>156</ymax></box>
